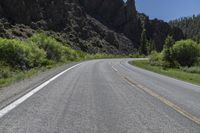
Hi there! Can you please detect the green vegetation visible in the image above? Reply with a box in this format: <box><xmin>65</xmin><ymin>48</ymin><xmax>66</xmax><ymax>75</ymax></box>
<box><xmin>131</xmin><ymin>60</ymin><xmax>200</xmax><ymax>85</ymax></box>
<box><xmin>0</xmin><ymin>33</ymin><xmax>139</xmax><ymax>87</ymax></box>
<box><xmin>169</xmin><ymin>14</ymin><xmax>200</xmax><ymax>42</ymax></box>
<box><xmin>29</xmin><ymin>33</ymin><xmax>81</xmax><ymax>62</ymax></box>
<box><xmin>139</xmin><ymin>30</ymin><xmax>148</xmax><ymax>55</ymax></box>
<box><xmin>131</xmin><ymin>37</ymin><xmax>200</xmax><ymax>85</ymax></box>
<box><xmin>139</xmin><ymin>29</ymin><xmax>156</xmax><ymax>56</ymax></box>
<box><xmin>0</xmin><ymin>39</ymin><xmax>46</xmax><ymax>69</ymax></box>
<box><xmin>148</xmin><ymin>38</ymin><xmax>200</xmax><ymax>68</ymax></box>
<box><xmin>149</xmin><ymin>51</ymin><xmax>163</xmax><ymax>66</ymax></box>
<box><xmin>162</xmin><ymin>36</ymin><xmax>176</xmax><ymax>67</ymax></box>
<box><xmin>180</xmin><ymin>66</ymin><xmax>200</xmax><ymax>74</ymax></box>
<box><xmin>172</xmin><ymin>40</ymin><xmax>200</xmax><ymax>66</ymax></box>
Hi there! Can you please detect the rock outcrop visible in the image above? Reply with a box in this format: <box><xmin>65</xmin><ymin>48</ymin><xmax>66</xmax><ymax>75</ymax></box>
<box><xmin>138</xmin><ymin>13</ymin><xmax>184</xmax><ymax>51</ymax></box>
<box><xmin>81</xmin><ymin>0</ymin><xmax>141</xmax><ymax>46</ymax></box>
<box><xmin>0</xmin><ymin>0</ymin><xmax>137</xmax><ymax>54</ymax></box>
<box><xmin>0</xmin><ymin>0</ymin><xmax>183</xmax><ymax>54</ymax></box>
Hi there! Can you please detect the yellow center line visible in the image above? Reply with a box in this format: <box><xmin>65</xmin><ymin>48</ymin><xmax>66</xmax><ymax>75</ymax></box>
<box><xmin>111</xmin><ymin>66</ymin><xmax>200</xmax><ymax>126</ymax></box>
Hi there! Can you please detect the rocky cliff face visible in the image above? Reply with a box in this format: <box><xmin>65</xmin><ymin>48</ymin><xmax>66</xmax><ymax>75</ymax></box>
<box><xmin>0</xmin><ymin>0</ymin><xmax>138</xmax><ymax>54</ymax></box>
<box><xmin>81</xmin><ymin>0</ymin><xmax>141</xmax><ymax>46</ymax></box>
<box><xmin>138</xmin><ymin>13</ymin><xmax>184</xmax><ymax>51</ymax></box>
<box><xmin>0</xmin><ymin>0</ymin><xmax>183</xmax><ymax>54</ymax></box>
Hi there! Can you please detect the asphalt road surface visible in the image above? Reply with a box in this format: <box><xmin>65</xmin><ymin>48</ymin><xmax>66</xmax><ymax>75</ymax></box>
<box><xmin>0</xmin><ymin>59</ymin><xmax>200</xmax><ymax>133</ymax></box>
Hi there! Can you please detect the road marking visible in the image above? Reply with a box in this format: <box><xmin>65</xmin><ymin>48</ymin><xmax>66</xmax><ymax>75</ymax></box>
<box><xmin>123</xmin><ymin>76</ymin><xmax>200</xmax><ymax>126</ymax></box>
<box><xmin>111</xmin><ymin>66</ymin><xmax>200</xmax><ymax>125</ymax></box>
<box><xmin>0</xmin><ymin>63</ymin><xmax>81</xmax><ymax>118</ymax></box>
<box><xmin>112</xmin><ymin>66</ymin><xmax>118</xmax><ymax>72</ymax></box>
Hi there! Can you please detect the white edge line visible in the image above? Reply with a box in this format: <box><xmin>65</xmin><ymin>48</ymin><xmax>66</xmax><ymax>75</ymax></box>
<box><xmin>112</xmin><ymin>66</ymin><xmax>118</xmax><ymax>72</ymax></box>
<box><xmin>0</xmin><ymin>63</ymin><xmax>81</xmax><ymax>118</ymax></box>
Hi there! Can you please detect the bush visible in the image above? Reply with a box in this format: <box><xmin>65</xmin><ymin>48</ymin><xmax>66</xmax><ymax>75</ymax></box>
<box><xmin>0</xmin><ymin>38</ymin><xmax>46</xmax><ymax>69</ymax></box>
<box><xmin>172</xmin><ymin>39</ymin><xmax>200</xmax><ymax>66</ymax></box>
<box><xmin>26</xmin><ymin>41</ymin><xmax>47</xmax><ymax>67</ymax></box>
<box><xmin>180</xmin><ymin>66</ymin><xmax>200</xmax><ymax>74</ymax></box>
<box><xmin>196</xmin><ymin>57</ymin><xmax>200</xmax><ymax>66</ymax></box>
<box><xmin>29</xmin><ymin>33</ymin><xmax>85</xmax><ymax>62</ymax></box>
<box><xmin>63</xmin><ymin>47</ymin><xmax>85</xmax><ymax>61</ymax></box>
<box><xmin>149</xmin><ymin>51</ymin><xmax>163</xmax><ymax>66</ymax></box>
<box><xmin>29</xmin><ymin>33</ymin><xmax>63</xmax><ymax>61</ymax></box>
<box><xmin>0</xmin><ymin>61</ymin><xmax>12</xmax><ymax>79</ymax></box>
<box><xmin>29</xmin><ymin>33</ymin><xmax>66</xmax><ymax>61</ymax></box>
<box><xmin>129</xmin><ymin>53</ymin><xmax>146</xmax><ymax>58</ymax></box>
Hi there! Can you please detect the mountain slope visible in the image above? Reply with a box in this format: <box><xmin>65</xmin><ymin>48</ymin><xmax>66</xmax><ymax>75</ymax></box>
<box><xmin>81</xmin><ymin>0</ymin><xmax>141</xmax><ymax>45</ymax></box>
<box><xmin>0</xmin><ymin>0</ymin><xmax>184</xmax><ymax>54</ymax></box>
<box><xmin>138</xmin><ymin>13</ymin><xmax>184</xmax><ymax>51</ymax></box>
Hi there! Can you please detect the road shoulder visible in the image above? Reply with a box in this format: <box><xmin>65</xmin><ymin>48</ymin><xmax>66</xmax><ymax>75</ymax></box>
<box><xmin>0</xmin><ymin>62</ymin><xmax>80</xmax><ymax>110</ymax></box>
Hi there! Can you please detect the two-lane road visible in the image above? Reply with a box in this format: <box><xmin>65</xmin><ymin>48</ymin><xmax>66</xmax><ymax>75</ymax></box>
<box><xmin>0</xmin><ymin>59</ymin><xmax>199</xmax><ymax>133</ymax></box>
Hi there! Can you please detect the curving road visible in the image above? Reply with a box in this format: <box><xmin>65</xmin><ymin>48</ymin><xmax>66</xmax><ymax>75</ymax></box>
<box><xmin>0</xmin><ymin>59</ymin><xmax>200</xmax><ymax>132</ymax></box>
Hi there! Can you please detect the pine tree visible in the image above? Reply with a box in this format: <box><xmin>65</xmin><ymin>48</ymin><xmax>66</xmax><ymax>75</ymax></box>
<box><xmin>162</xmin><ymin>36</ymin><xmax>175</xmax><ymax>67</ymax></box>
<box><xmin>164</xmin><ymin>35</ymin><xmax>175</xmax><ymax>49</ymax></box>
<box><xmin>139</xmin><ymin>29</ymin><xmax>148</xmax><ymax>55</ymax></box>
<box><xmin>148</xmin><ymin>39</ymin><xmax>156</xmax><ymax>54</ymax></box>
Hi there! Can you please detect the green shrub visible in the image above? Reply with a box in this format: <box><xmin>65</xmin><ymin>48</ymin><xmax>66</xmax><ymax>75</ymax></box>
<box><xmin>129</xmin><ymin>53</ymin><xmax>146</xmax><ymax>58</ymax></box>
<box><xmin>29</xmin><ymin>33</ymin><xmax>66</xmax><ymax>61</ymax></box>
<box><xmin>0</xmin><ymin>38</ymin><xmax>46</xmax><ymax>69</ymax></box>
<box><xmin>62</xmin><ymin>47</ymin><xmax>84</xmax><ymax>61</ymax></box>
<box><xmin>0</xmin><ymin>61</ymin><xmax>12</xmax><ymax>79</ymax></box>
<box><xmin>25</xmin><ymin>41</ymin><xmax>47</xmax><ymax>67</ymax></box>
<box><xmin>196</xmin><ymin>57</ymin><xmax>200</xmax><ymax>66</ymax></box>
<box><xmin>149</xmin><ymin>51</ymin><xmax>163</xmax><ymax>66</ymax></box>
<box><xmin>29</xmin><ymin>33</ymin><xmax>85</xmax><ymax>62</ymax></box>
<box><xmin>180</xmin><ymin>66</ymin><xmax>200</xmax><ymax>74</ymax></box>
<box><xmin>172</xmin><ymin>39</ymin><xmax>200</xmax><ymax>66</ymax></box>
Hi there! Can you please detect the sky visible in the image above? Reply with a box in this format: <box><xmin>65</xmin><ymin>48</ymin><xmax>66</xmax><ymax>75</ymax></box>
<box><xmin>124</xmin><ymin>0</ymin><xmax>200</xmax><ymax>22</ymax></box>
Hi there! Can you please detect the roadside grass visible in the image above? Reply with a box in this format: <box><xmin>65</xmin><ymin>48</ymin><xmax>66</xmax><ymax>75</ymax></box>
<box><xmin>130</xmin><ymin>60</ymin><xmax>200</xmax><ymax>85</ymax></box>
<box><xmin>0</xmin><ymin>61</ymin><xmax>71</xmax><ymax>88</ymax></box>
<box><xmin>0</xmin><ymin>68</ymin><xmax>38</xmax><ymax>88</ymax></box>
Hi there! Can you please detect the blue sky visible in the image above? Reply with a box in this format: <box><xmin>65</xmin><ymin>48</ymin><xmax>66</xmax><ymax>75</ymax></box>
<box><xmin>124</xmin><ymin>0</ymin><xmax>200</xmax><ymax>21</ymax></box>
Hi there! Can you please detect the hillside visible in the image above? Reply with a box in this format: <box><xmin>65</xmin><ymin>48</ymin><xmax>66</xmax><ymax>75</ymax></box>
<box><xmin>137</xmin><ymin>13</ymin><xmax>184</xmax><ymax>51</ymax></box>
<box><xmin>169</xmin><ymin>14</ymin><xmax>200</xmax><ymax>42</ymax></box>
<box><xmin>0</xmin><ymin>0</ymin><xmax>184</xmax><ymax>54</ymax></box>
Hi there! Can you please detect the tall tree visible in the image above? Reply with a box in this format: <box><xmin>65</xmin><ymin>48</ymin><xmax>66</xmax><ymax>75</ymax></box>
<box><xmin>139</xmin><ymin>29</ymin><xmax>148</xmax><ymax>55</ymax></box>
<box><xmin>162</xmin><ymin>36</ymin><xmax>175</xmax><ymax>67</ymax></box>
<box><xmin>148</xmin><ymin>39</ymin><xmax>156</xmax><ymax>53</ymax></box>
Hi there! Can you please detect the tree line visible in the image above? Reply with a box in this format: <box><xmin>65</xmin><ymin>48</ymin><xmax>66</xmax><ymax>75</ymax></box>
<box><xmin>169</xmin><ymin>14</ymin><xmax>200</xmax><ymax>42</ymax></box>
<box><xmin>139</xmin><ymin>14</ymin><xmax>200</xmax><ymax>56</ymax></box>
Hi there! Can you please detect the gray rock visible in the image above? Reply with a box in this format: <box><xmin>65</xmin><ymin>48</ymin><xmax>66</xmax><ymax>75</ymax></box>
<box><xmin>0</xmin><ymin>0</ymin><xmax>183</xmax><ymax>54</ymax></box>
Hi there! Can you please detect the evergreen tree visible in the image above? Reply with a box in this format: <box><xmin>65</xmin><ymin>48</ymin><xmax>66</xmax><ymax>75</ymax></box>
<box><xmin>139</xmin><ymin>29</ymin><xmax>148</xmax><ymax>55</ymax></box>
<box><xmin>162</xmin><ymin>36</ymin><xmax>175</xmax><ymax>67</ymax></box>
<box><xmin>164</xmin><ymin>35</ymin><xmax>175</xmax><ymax>49</ymax></box>
<box><xmin>148</xmin><ymin>39</ymin><xmax>156</xmax><ymax>54</ymax></box>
